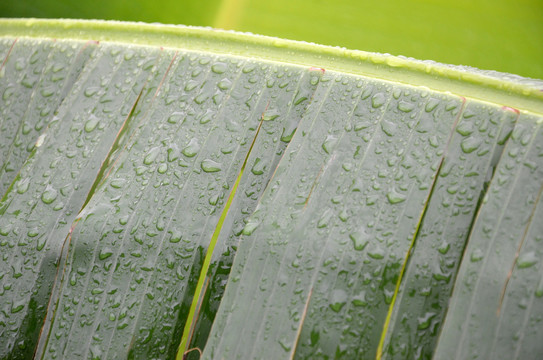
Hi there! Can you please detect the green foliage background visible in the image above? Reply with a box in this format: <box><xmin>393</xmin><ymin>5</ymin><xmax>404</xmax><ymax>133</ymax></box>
<box><xmin>1</xmin><ymin>0</ymin><xmax>542</xmax><ymax>79</ymax></box>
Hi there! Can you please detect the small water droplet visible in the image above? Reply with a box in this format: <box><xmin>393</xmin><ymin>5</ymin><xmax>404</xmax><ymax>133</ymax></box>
<box><xmin>517</xmin><ymin>252</ymin><xmax>538</xmax><ymax>269</ymax></box>
<box><xmin>470</xmin><ymin>248</ymin><xmax>484</xmax><ymax>262</ymax></box>
<box><xmin>330</xmin><ymin>289</ymin><xmax>347</xmax><ymax>312</ymax></box>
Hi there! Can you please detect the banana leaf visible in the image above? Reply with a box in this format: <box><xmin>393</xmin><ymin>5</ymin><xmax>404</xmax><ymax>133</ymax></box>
<box><xmin>0</xmin><ymin>19</ymin><xmax>542</xmax><ymax>360</ymax></box>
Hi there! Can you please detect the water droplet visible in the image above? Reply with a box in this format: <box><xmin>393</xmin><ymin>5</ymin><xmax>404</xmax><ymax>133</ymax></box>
<box><xmin>281</xmin><ymin>128</ymin><xmax>296</xmax><ymax>143</ymax></box>
<box><xmin>11</xmin><ymin>301</ymin><xmax>25</xmax><ymax>314</ymax></box>
<box><xmin>181</xmin><ymin>139</ymin><xmax>200</xmax><ymax>158</ymax></box>
<box><xmin>84</xmin><ymin>116</ymin><xmax>99</xmax><ymax>133</ymax></box>
<box><xmin>381</xmin><ymin>120</ymin><xmax>397</xmax><ymax>137</ymax></box>
<box><xmin>99</xmin><ymin>248</ymin><xmax>113</xmax><ymax>260</ymax></box>
<box><xmin>330</xmin><ymin>289</ymin><xmax>347</xmax><ymax>312</ymax></box>
<box><xmin>278</xmin><ymin>338</ymin><xmax>291</xmax><ymax>352</ymax></box>
<box><xmin>201</xmin><ymin>159</ymin><xmax>222</xmax><ymax>173</ymax></box>
<box><xmin>41</xmin><ymin>186</ymin><xmax>58</xmax><ymax>204</ymax></box>
<box><xmin>217</xmin><ymin>78</ymin><xmax>232</xmax><ymax>90</ymax></box>
<box><xmin>470</xmin><ymin>248</ymin><xmax>484</xmax><ymax>262</ymax></box>
<box><xmin>209</xmin><ymin>194</ymin><xmax>219</xmax><ymax>205</ymax></box>
<box><xmin>84</xmin><ymin>86</ymin><xmax>99</xmax><ymax>97</ymax></box>
<box><xmin>16</xmin><ymin>178</ymin><xmax>30</xmax><ymax>194</ymax></box>
<box><xmin>517</xmin><ymin>252</ymin><xmax>538</xmax><ymax>269</ymax></box>
<box><xmin>167</xmin><ymin>112</ymin><xmax>184</xmax><ymax>124</ymax></box>
<box><xmin>398</xmin><ymin>101</ymin><xmax>414</xmax><ymax>113</ymax></box>
<box><xmin>143</xmin><ymin>147</ymin><xmax>160</xmax><ymax>165</ymax></box>
<box><xmin>157</xmin><ymin>163</ymin><xmax>168</xmax><ymax>174</ymax></box>
<box><xmin>456</xmin><ymin>121</ymin><xmax>474</xmax><ymax>136</ymax></box>
<box><xmin>317</xmin><ymin>209</ymin><xmax>333</xmax><ymax>228</ymax></box>
<box><xmin>368</xmin><ymin>247</ymin><xmax>385</xmax><ymax>259</ymax></box>
<box><xmin>387</xmin><ymin>190</ymin><xmax>406</xmax><ymax>204</ymax></box>
<box><xmin>461</xmin><ymin>136</ymin><xmax>482</xmax><ymax>154</ymax></box>
<box><xmin>211</xmin><ymin>62</ymin><xmax>227</xmax><ymax>74</ymax></box>
<box><xmin>417</xmin><ymin>312</ymin><xmax>436</xmax><ymax>330</ymax></box>
<box><xmin>425</xmin><ymin>99</ymin><xmax>439</xmax><ymax>112</ymax></box>
<box><xmin>184</xmin><ymin>80</ymin><xmax>198</xmax><ymax>92</ymax></box>
<box><xmin>262</xmin><ymin>109</ymin><xmax>280</xmax><ymax>121</ymax></box>
<box><xmin>350</xmin><ymin>231</ymin><xmax>368</xmax><ymax>251</ymax></box>
<box><xmin>371</xmin><ymin>93</ymin><xmax>386</xmax><ymax>108</ymax></box>
<box><xmin>322</xmin><ymin>135</ymin><xmax>338</xmax><ymax>154</ymax></box>
<box><xmin>37</xmin><ymin>237</ymin><xmax>46</xmax><ymax>251</ymax></box>
<box><xmin>251</xmin><ymin>158</ymin><xmax>265</xmax><ymax>175</ymax></box>
<box><xmin>242</xmin><ymin>221</ymin><xmax>259</xmax><ymax>235</ymax></box>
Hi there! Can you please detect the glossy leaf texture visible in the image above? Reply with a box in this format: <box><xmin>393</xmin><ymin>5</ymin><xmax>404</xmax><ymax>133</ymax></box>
<box><xmin>0</xmin><ymin>23</ymin><xmax>542</xmax><ymax>360</ymax></box>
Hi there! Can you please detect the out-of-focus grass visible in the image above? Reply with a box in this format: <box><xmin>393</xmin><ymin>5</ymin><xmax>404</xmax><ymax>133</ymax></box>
<box><xmin>2</xmin><ymin>0</ymin><xmax>542</xmax><ymax>78</ymax></box>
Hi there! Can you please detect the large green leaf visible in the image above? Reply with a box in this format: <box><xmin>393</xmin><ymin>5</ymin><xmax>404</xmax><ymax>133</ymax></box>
<box><xmin>0</xmin><ymin>19</ymin><xmax>542</xmax><ymax>360</ymax></box>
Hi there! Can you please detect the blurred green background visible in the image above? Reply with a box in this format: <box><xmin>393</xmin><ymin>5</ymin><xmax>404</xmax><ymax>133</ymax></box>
<box><xmin>2</xmin><ymin>0</ymin><xmax>542</xmax><ymax>79</ymax></box>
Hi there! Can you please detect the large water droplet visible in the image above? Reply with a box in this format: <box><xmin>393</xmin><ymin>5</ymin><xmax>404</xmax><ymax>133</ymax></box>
<box><xmin>183</xmin><ymin>139</ymin><xmax>200</xmax><ymax>158</ymax></box>
<box><xmin>84</xmin><ymin>116</ymin><xmax>99</xmax><ymax>133</ymax></box>
<box><xmin>251</xmin><ymin>158</ymin><xmax>265</xmax><ymax>175</ymax></box>
<box><xmin>322</xmin><ymin>135</ymin><xmax>338</xmax><ymax>154</ymax></box>
<box><xmin>143</xmin><ymin>147</ymin><xmax>160</xmax><ymax>165</ymax></box>
<box><xmin>460</xmin><ymin>136</ymin><xmax>482</xmax><ymax>154</ymax></box>
<box><xmin>99</xmin><ymin>248</ymin><xmax>113</xmax><ymax>260</ymax></box>
<box><xmin>201</xmin><ymin>159</ymin><xmax>222</xmax><ymax>173</ymax></box>
<box><xmin>211</xmin><ymin>62</ymin><xmax>227</xmax><ymax>74</ymax></box>
<box><xmin>371</xmin><ymin>93</ymin><xmax>386</xmax><ymax>108</ymax></box>
<box><xmin>387</xmin><ymin>190</ymin><xmax>406</xmax><ymax>204</ymax></box>
<box><xmin>350</xmin><ymin>231</ymin><xmax>368</xmax><ymax>251</ymax></box>
<box><xmin>41</xmin><ymin>185</ymin><xmax>58</xmax><ymax>204</ymax></box>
